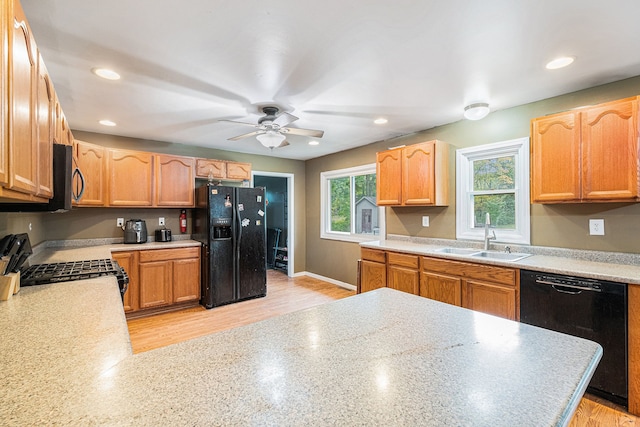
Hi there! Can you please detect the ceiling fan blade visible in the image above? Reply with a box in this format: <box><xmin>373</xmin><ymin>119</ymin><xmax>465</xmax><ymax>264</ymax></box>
<box><xmin>277</xmin><ymin>140</ymin><xmax>290</xmax><ymax>148</ymax></box>
<box><xmin>283</xmin><ymin>127</ymin><xmax>324</xmax><ymax>138</ymax></box>
<box><xmin>273</xmin><ymin>112</ymin><xmax>298</xmax><ymax>127</ymax></box>
<box><xmin>228</xmin><ymin>130</ymin><xmax>263</xmax><ymax>141</ymax></box>
<box><xmin>218</xmin><ymin>119</ymin><xmax>259</xmax><ymax>128</ymax></box>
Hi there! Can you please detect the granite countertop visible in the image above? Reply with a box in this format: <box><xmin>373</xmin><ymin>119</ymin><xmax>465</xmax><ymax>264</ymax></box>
<box><xmin>0</xmin><ymin>282</ymin><xmax>601</xmax><ymax>426</ymax></box>
<box><xmin>361</xmin><ymin>237</ymin><xmax>640</xmax><ymax>285</ymax></box>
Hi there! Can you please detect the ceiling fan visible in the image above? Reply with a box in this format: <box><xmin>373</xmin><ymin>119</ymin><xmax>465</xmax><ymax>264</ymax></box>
<box><xmin>222</xmin><ymin>106</ymin><xmax>324</xmax><ymax>149</ymax></box>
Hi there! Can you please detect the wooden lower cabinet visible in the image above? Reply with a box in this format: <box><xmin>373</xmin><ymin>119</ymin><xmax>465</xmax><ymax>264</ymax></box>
<box><xmin>420</xmin><ymin>255</ymin><xmax>518</xmax><ymax>321</ymax></box>
<box><xmin>420</xmin><ymin>271</ymin><xmax>462</xmax><ymax>306</ymax></box>
<box><xmin>463</xmin><ymin>279</ymin><xmax>516</xmax><ymax>321</ymax></box>
<box><xmin>359</xmin><ymin>248</ymin><xmax>386</xmax><ymax>293</ymax></box>
<box><xmin>111</xmin><ymin>251</ymin><xmax>138</xmax><ymax>313</ymax></box>
<box><xmin>113</xmin><ymin>246</ymin><xmax>200</xmax><ymax>315</ymax></box>
<box><xmin>387</xmin><ymin>252</ymin><xmax>419</xmax><ymax>295</ymax></box>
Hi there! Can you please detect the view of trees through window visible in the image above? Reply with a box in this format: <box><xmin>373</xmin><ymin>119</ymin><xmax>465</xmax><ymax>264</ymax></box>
<box><xmin>472</xmin><ymin>156</ymin><xmax>516</xmax><ymax>229</ymax></box>
<box><xmin>329</xmin><ymin>173</ymin><xmax>377</xmax><ymax>234</ymax></box>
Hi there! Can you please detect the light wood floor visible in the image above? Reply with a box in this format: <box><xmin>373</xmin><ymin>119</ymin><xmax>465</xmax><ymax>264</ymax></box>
<box><xmin>127</xmin><ymin>270</ymin><xmax>636</xmax><ymax>426</ymax></box>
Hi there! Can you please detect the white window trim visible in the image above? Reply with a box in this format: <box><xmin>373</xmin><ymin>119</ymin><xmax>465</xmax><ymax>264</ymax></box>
<box><xmin>456</xmin><ymin>137</ymin><xmax>530</xmax><ymax>245</ymax></box>
<box><xmin>320</xmin><ymin>163</ymin><xmax>385</xmax><ymax>243</ymax></box>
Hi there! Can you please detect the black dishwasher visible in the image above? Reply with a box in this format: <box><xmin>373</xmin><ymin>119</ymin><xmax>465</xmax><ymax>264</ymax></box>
<box><xmin>520</xmin><ymin>269</ymin><xmax>627</xmax><ymax>406</ymax></box>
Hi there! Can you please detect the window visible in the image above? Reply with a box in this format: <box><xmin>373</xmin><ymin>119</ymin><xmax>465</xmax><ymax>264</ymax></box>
<box><xmin>456</xmin><ymin>137</ymin><xmax>530</xmax><ymax>245</ymax></box>
<box><xmin>321</xmin><ymin>164</ymin><xmax>385</xmax><ymax>242</ymax></box>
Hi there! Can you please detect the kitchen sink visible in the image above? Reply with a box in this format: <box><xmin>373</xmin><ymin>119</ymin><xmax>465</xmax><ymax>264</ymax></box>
<box><xmin>470</xmin><ymin>251</ymin><xmax>531</xmax><ymax>262</ymax></box>
<box><xmin>433</xmin><ymin>247</ymin><xmax>482</xmax><ymax>255</ymax></box>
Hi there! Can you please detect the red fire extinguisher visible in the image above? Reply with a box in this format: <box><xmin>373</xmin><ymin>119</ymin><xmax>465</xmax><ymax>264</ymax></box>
<box><xmin>179</xmin><ymin>209</ymin><xmax>187</xmax><ymax>233</ymax></box>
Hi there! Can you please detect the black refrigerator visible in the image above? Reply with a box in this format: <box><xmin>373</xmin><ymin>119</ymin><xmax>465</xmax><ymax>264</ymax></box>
<box><xmin>193</xmin><ymin>184</ymin><xmax>267</xmax><ymax>308</ymax></box>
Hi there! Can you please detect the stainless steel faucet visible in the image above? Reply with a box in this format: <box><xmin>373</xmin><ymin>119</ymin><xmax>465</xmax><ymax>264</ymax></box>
<box><xmin>484</xmin><ymin>213</ymin><xmax>496</xmax><ymax>250</ymax></box>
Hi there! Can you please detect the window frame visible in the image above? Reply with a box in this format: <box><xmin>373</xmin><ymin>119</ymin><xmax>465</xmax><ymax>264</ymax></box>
<box><xmin>455</xmin><ymin>137</ymin><xmax>530</xmax><ymax>245</ymax></box>
<box><xmin>320</xmin><ymin>163</ymin><xmax>385</xmax><ymax>243</ymax></box>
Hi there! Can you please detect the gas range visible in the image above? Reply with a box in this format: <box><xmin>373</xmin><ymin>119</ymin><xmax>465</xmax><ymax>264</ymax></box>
<box><xmin>20</xmin><ymin>259</ymin><xmax>129</xmax><ymax>299</ymax></box>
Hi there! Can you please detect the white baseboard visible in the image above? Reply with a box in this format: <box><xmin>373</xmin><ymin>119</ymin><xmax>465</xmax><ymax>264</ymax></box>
<box><xmin>293</xmin><ymin>271</ymin><xmax>357</xmax><ymax>291</ymax></box>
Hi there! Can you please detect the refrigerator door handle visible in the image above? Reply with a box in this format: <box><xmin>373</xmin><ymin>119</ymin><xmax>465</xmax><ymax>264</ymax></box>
<box><xmin>234</xmin><ymin>201</ymin><xmax>242</xmax><ymax>300</ymax></box>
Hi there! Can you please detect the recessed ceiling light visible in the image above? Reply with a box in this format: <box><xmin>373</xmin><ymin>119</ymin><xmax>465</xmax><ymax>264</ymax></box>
<box><xmin>99</xmin><ymin>119</ymin><xmax>116</xmax><ymax>127</ymax></box>
<box><xmin>374</xmin><ymin>118</ymin><xmax>388</xmax><ymax>125</ymax></box>
<box><xmin>545</xmin><ymin>56</ymin><xmax>575</xmax><ymax>70</ymax></box>
<box><xmin>308</xmin><ymin>140</ymin><xmax>320</xmax><ymax>146</ymax></box>
<box><xmin>92</xmin><ymin>68</ymin><xmax>121</xmax><ymax>80</ymax></box>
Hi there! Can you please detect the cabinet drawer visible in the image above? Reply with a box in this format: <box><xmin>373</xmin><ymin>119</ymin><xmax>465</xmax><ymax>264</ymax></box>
<box><xmin>139</xmin><ymin>247</ymin><xmax>200</xmax><ymax>263</ymax></box>
<box><xmin>421</xmin><ymin>256</ymin><xmax>515</xmax><ymax>286</ymax></box>
<box><xmin>388</xmin><ymin>252</ymin><xmax>419</xmax><ymax>269</ymax></box>
<box><xmin>361</xmin><ymin>248</ymin><xmax>386</xmax><ymax>263</ymax></box>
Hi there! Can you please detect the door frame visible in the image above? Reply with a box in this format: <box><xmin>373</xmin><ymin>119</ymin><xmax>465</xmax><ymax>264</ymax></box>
<box><xmin>251</xmin><ymin>171</ymin><xmax>294</xmax><ymax>277</ymax></box>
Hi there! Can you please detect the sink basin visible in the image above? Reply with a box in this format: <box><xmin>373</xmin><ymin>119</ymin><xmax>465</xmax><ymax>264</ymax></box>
<box><xmin>470</xmin><ymin>251</ymin><xmax>531</xmax><ymax>262</ymax></box>
<box><xmin>433</xmin><ymin>247</ymin><xmax>481</xmax><ymax>255</ymax></box>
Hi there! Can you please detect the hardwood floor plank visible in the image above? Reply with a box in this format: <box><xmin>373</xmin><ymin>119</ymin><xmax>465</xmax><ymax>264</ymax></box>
<box><xmin>127</xmin><ymin>270</ymin><xmax>636</xmax><ymax>426</ymax></box>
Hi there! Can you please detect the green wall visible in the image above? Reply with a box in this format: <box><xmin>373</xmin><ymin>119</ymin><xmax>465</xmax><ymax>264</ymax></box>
<box><xmin>305</xmin><ymin>76</ymin><xmax>640</xmax><ymax>286</ymax></box>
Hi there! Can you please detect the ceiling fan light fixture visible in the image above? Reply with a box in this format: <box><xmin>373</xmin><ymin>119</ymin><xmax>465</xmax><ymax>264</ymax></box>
<box><xmin>256</xmin><ymin>131</ymin><xmax>286</xmax><ymax>149</ymax></box>
<box><xmin>463</xmin><ymin>102</ymin><xmax>490</xmax><ymax>121</ymax></box>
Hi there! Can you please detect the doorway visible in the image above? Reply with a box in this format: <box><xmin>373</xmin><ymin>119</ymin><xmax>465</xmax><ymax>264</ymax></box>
<box><xmin>253</xmin><ymin>172</ymin><xmax>293</xmax><ymax>277</ymax></box>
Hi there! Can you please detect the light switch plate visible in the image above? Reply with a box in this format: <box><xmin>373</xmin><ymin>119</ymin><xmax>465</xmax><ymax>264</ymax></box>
<box><xmin>422</xmin><ymin>216</ymin><xmax>430</xmax><ymax>227</ymax></box>
<box><xmin>589</xmin><ymin>219</ymin><xmax>605</xmax><ymax>235</ymax></box>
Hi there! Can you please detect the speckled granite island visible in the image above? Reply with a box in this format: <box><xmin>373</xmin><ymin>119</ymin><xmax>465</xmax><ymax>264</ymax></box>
<box><xmin>1</xmin><ymin>275</ymin><xmax>601</xmax><ymax>426</ymax></box>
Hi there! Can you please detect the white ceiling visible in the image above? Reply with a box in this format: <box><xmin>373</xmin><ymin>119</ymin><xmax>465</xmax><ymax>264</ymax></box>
<box><xmin>21</xmin><ymin>0</ymin><xmax>640</xmax><ymax>160</ymax></box>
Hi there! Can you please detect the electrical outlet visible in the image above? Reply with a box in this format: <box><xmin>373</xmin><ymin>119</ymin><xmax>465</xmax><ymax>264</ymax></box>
<box><xmin>116</xmin><ymin>218</ymin><xmax>124</xmax><ymax>227</ymax></box>
<box><xmin>159</xmin><ymin>217</ymin><xmax>165</xmax><ymax>226</ymax></box>
<box><xmin>589</xmin><ymin>219</ymin><xmax>605</xmax><ymax>235</ymax></box>
<box><xmin>422</xmin><ymin>216</ymin><xmax>430</xmax><ymax>227</ymax></box>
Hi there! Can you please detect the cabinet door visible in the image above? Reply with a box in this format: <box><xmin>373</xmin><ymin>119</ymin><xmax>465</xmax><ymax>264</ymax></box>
<box><xmin>531</xmin><ymin>111</ymin><xmax>581</xmax><ymax>203</ymax></box>
<box><xmin>463</xmin><ymin>280</ymin><xmax>516</xmax><ymax>321</ymax></box>
<box><xmin>108</xmin><ymin>149</ymin><xmax>154</xmax><ymax>206</ymax></box>
<box><xmin>155</xmin><ymin>154</ymin><xmax>195</xmax><ymax>207</ymax></box>
<box><xmin>360</xmin><ymin>260</ymin><xmax>386</xmax><ymax>293</ymax></box>
<box><xmin>387</xmin><ymin>265</ymin><xmax>419</xmax><ymax>295</ymax></box>
<box><xmin>376</xmin><ymin>148</ymin><xmax>402</xmax><ymax>205</ymax></box>
<box><xmin>139</xmin><ymin>260</ymin><xmax>172</xmax><ymax>309</ymax></box>
<box><xmin>581</xmin><ymin>97</ymin><xmax>639</xmax><ymax>201</ymax></box>
<box><xmin>0</xmin><ymin>3</ymin><xmax>7</xmax><ymax>186</ymax></box>
<box><xmin>172</xmin><ymin>257</ymin><xmax>201</xmax><ymax>303</ymax></box>
<box><xmin>74</xmin><ymin>140</ymin><xmax>106</xmax><ymax>206</ymax></box>
<box><xmin>112</xmin><ymin>251</ymin><xmax>139</xmax><ymax>313</ymax></box>
<box><xmin>420</xmin><ymin>271</ymin><xmax>462</xmax><ymax>306</ymax></box>
<box><xmin>8</xmin><ymin>0</ymin><xmax>38</xmax><ymax>195</ymax></box>
<box><xmin>35</xmin><ymin>53</ymin><xmax>53</xmax><ymax>198</ymax></box>
<box><xmin>225</xmin><ymin>161</ymin><xmax>251</xmax><ymax>180</ymax></box>
<box><xmin>195</xmin><ymin>159</ymin><xmax>225</xmax><ymax>179</ymax></box>
<box><xmin>402</xmin><ymin>141</ymin><xmax>436</xmax><ymax>205</ymax></box>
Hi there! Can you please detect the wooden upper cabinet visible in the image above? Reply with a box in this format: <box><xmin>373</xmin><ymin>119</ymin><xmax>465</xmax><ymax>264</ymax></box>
<box><xmin>531</xmin><ymin>96</ymin><xmax>640</xmax><ymax>203</ymax></box>
<box><xmin>195</xmin><ymin>158</ymin><xmax>225</xmax><ymax>179</ymax></box>
<box><xmin>155</xmin><ymin>154</ymin><xmax>195</xmax><ymax>207</ymax></box>
<box><xmin>0</xmin><ymin>3</ymin><xmax>8</xmax><ymax>187</ymax></box>
<box><xmin>108</xmin><ymin>148</ymin><xmax>154</xmax><ymax>207</ymax></box>
<box><xmin>403</xmin><ymin>141</ymin><xmax>436</xmax><ymax>205</ymax></box>
<box><xmin>226</xmin><ymin>161</ymin><xmax>251</xmax><ymax>181</ymax></box>
<box><xmin>376</xmin><ymin>140</ymin><xmax>449</xmax><ymax>206</ymax></box>
<box><xmin>376</xmin><ymin>148</ymin><xmax>402</xmax><ymax>206</ymax></box>
<box><xmin>581</xmin><ymin>97</ymin><xmax>639</xmax><ymax>201</ymax></box>
<box><xmin>36</xmin><ymin>52</ymin><xmax>53</xmax><ymax>198</ymax></box>
<box><xmin>530</xmin><ymin>111</ymin><xmax>581</xmax><ymax>203</ymax></box>
<box><xmin>74</xmin><ymin>140</ymin><xmax>106</xmax><ymax>206</ymax></box>
<box><xmin>8</xmin><ymin>0</ymin><xmax>38</xmax><ymax>195</ymax></box>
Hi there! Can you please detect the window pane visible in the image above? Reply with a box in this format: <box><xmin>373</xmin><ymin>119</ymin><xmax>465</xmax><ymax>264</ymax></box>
<box><xmin>473</xmin><ymin>156</ymin><xmax>515</xmax><ymax>191</ymax></box>
<box><xmin>329</xmin><ymin>177</ymin><xmax>350</xmax><ymax>232</ymax></box>
<box><xmin>473</xmin><ymin>193</ymin><xmax>516</xmax><ymax>229</ymax></box>
<box><xmin>354</xmin><ymin>174</ymin><xmax>379</xmax><ymax>235</ymax></box>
